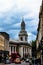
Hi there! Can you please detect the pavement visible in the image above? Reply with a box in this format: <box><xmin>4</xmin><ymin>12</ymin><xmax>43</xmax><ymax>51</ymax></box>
<box><xmin>0</xmin><ymin>63</ymin><xmax>4</xmax><ymax>65</ymax></box>
<box><xmin>0</xmin><ymin>62</ymin><xmax>29</xmax><ymax>65</ymax></box>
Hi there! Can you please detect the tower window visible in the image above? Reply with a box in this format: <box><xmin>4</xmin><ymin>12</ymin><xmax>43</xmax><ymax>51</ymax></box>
<box><xmin>21</xmin><ymin>37</ymin><xmax>23</xmax><ymax>41</ymax></box>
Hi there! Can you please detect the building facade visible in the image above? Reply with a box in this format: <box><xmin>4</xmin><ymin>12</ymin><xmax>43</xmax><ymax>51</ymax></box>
<box><xmin>0</xmin><ymin>32</ymin><xmax>9</xmax><ymax>62</ymax></box>
<box><xmin>36</xmin><ymin>0</ymin><xmax>43</xmax><ymax>65</ymax></box>
<box><xmin>9</xmin><ymin>19</ymin><xmax>32</xmax><ymax>58</ymax></box>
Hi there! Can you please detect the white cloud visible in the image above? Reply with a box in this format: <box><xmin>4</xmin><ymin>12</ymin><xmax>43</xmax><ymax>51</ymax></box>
<box><xmin>0</xmin><ymin>0</ymin><xmax>15</xmax><ymax>12</ymax></box>
<box><xmin>0</xmin><ymin>0</ymin><xmax>42</xmax><ymax>13</ymax></box>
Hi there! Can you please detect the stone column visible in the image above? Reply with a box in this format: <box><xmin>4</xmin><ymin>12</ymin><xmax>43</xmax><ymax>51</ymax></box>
<box><xmin>24</xmin><ymin>47</ymin><xmax>25</xmax><ymax>53</ymax></box>
<box><xmin>15</xmin><ymin>46</ymin><xmax>16</xmax><ymax>53</ymax></box>
<box><xmin>9</xmin><ymin>46</ymin><xmax>11</xmax><ymax>55</ymax></box>
<box><xmin>28</xmin><ymin>48</ymin><xmax>29</xmax><ymax>53</ymax></box>
<box><xmin>12</xmin><ymin>46</ymin><xmax>14</xmax><ymax>53</ymax></box>
<box><xmin>23</xmin><ymin>36</ymin><xmax>25</xmax><ymax>41</ymax></box>
<box><xmin>25</xmin><ymin>47</ymin><xmax>26</xmax><ymax>53</ymax></box>
<box><xmin>27</xmin><ymin>47</ymin><xmax>28</xmax><ymax>52</ymax></box>
<box><xmin>29</xmin><ymin>49</ymin><xmax>32</xmax><ymax>58</ymax></box>
<box><xmin>19</xmin><ymin>46</ymin><xmax>23</xmax><ymax>58</ymax></box>
<box><xmin>23</xmin><ymin>47</ymin><xmax>26</xmax><ymax>57</ymax></box>
<box><xmin>28</xmin><ymin>48</ymin><xmax>30</xmax><ymax>58</ymax></box>
<box><xmin>26</xmin><ymin>47</ymin><xmax>27</xmax><ymax>53</ymax></box>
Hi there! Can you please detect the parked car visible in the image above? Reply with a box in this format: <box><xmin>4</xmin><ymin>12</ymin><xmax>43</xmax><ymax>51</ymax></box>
<box><xmin>4</xmin><ymin>55</ymin><xmax>11</xmax><ymax>64</ymax></box>
<box><xmin>4</xmin><ymin>59</ymin><xmax>11</xmax><ymax>64</ymax></box>
<box><xmin>21</xmin><ymin>57</ymin><xmax>26</xmax><ymax>62</ymax></box>
<box><xmin>25</xmin><ymin>58</ymin><xmax>29</xmax><ymax>62</ymax></box>
<box><xmin>25</xmin><ymin>58</ymin><xmax>32</xmax><ymax>64</ymax></box>
<box><xmin>14</xmin><ymin>58</ymin><xmax>21</xmax><ymax>64</ymax></box>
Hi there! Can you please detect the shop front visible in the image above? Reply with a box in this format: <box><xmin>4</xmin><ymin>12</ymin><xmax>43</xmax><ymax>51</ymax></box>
<box><xmin>0</xmin><ymin>50</ymin><xmax>9</xmax><ymax>63</ymax></box>
<box><xmin>0</xmin><ymin>50</ymin><xmax>3</xmax><ymax>62</ymax></box>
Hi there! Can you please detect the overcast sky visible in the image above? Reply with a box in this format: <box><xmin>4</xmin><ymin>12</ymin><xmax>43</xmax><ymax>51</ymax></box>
<box><xmin>0</xmin><ymin>0</ymin><xmax>42</xmax><ymax>42</ymax></box>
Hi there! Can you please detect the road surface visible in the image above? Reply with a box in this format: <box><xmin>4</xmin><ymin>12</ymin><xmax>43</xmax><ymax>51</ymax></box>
<box><xmin>0</xmin><ymin>62</ymin><xmax>30</xmax><ymax>65</ymax></box>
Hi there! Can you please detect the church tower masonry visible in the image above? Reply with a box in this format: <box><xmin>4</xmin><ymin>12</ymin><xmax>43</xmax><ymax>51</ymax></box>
<box><xmin>18</xmin><ymin>18</ymin><xmax>28</xmax><ymax>41</ymax></box>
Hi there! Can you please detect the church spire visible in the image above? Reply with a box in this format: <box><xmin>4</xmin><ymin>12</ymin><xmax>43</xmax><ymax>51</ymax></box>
<box><xmin>18</xmin><ymin>18</ymin><xmax>28</xmax><ymax>41</ymax></box>
<box><xmin>21</xmin><ymin>17</ymin><xmax>25</xmax><ymax>31</ymax></box>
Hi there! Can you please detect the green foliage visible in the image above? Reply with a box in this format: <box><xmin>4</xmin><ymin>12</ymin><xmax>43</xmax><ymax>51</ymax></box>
<box><xmin>31</xmin><ymin>40</ymin><xmax>36</xmax><ymax>48</ymax></box>
<box><xmin>31</xmin><ymin>40</ymin><xmax>36</xmax><ymax>57</ymax></box>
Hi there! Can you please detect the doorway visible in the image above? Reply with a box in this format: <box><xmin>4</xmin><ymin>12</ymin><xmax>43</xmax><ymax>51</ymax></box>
<box><xmin>0</xmin><ymin>52</ymin><xmax>3</xmax><ymax>63</ymax></box>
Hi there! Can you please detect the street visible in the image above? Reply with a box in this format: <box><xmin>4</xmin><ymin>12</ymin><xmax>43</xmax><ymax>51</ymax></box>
<box><xmin>8</xmin><ymin>62</ymin><xmax>29</xmax><ymax>65</ymax></box>
<box><xmin>0</xmin><ymin>62</ymin><xmax>29</xmax><ymax>65</ymax></box>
